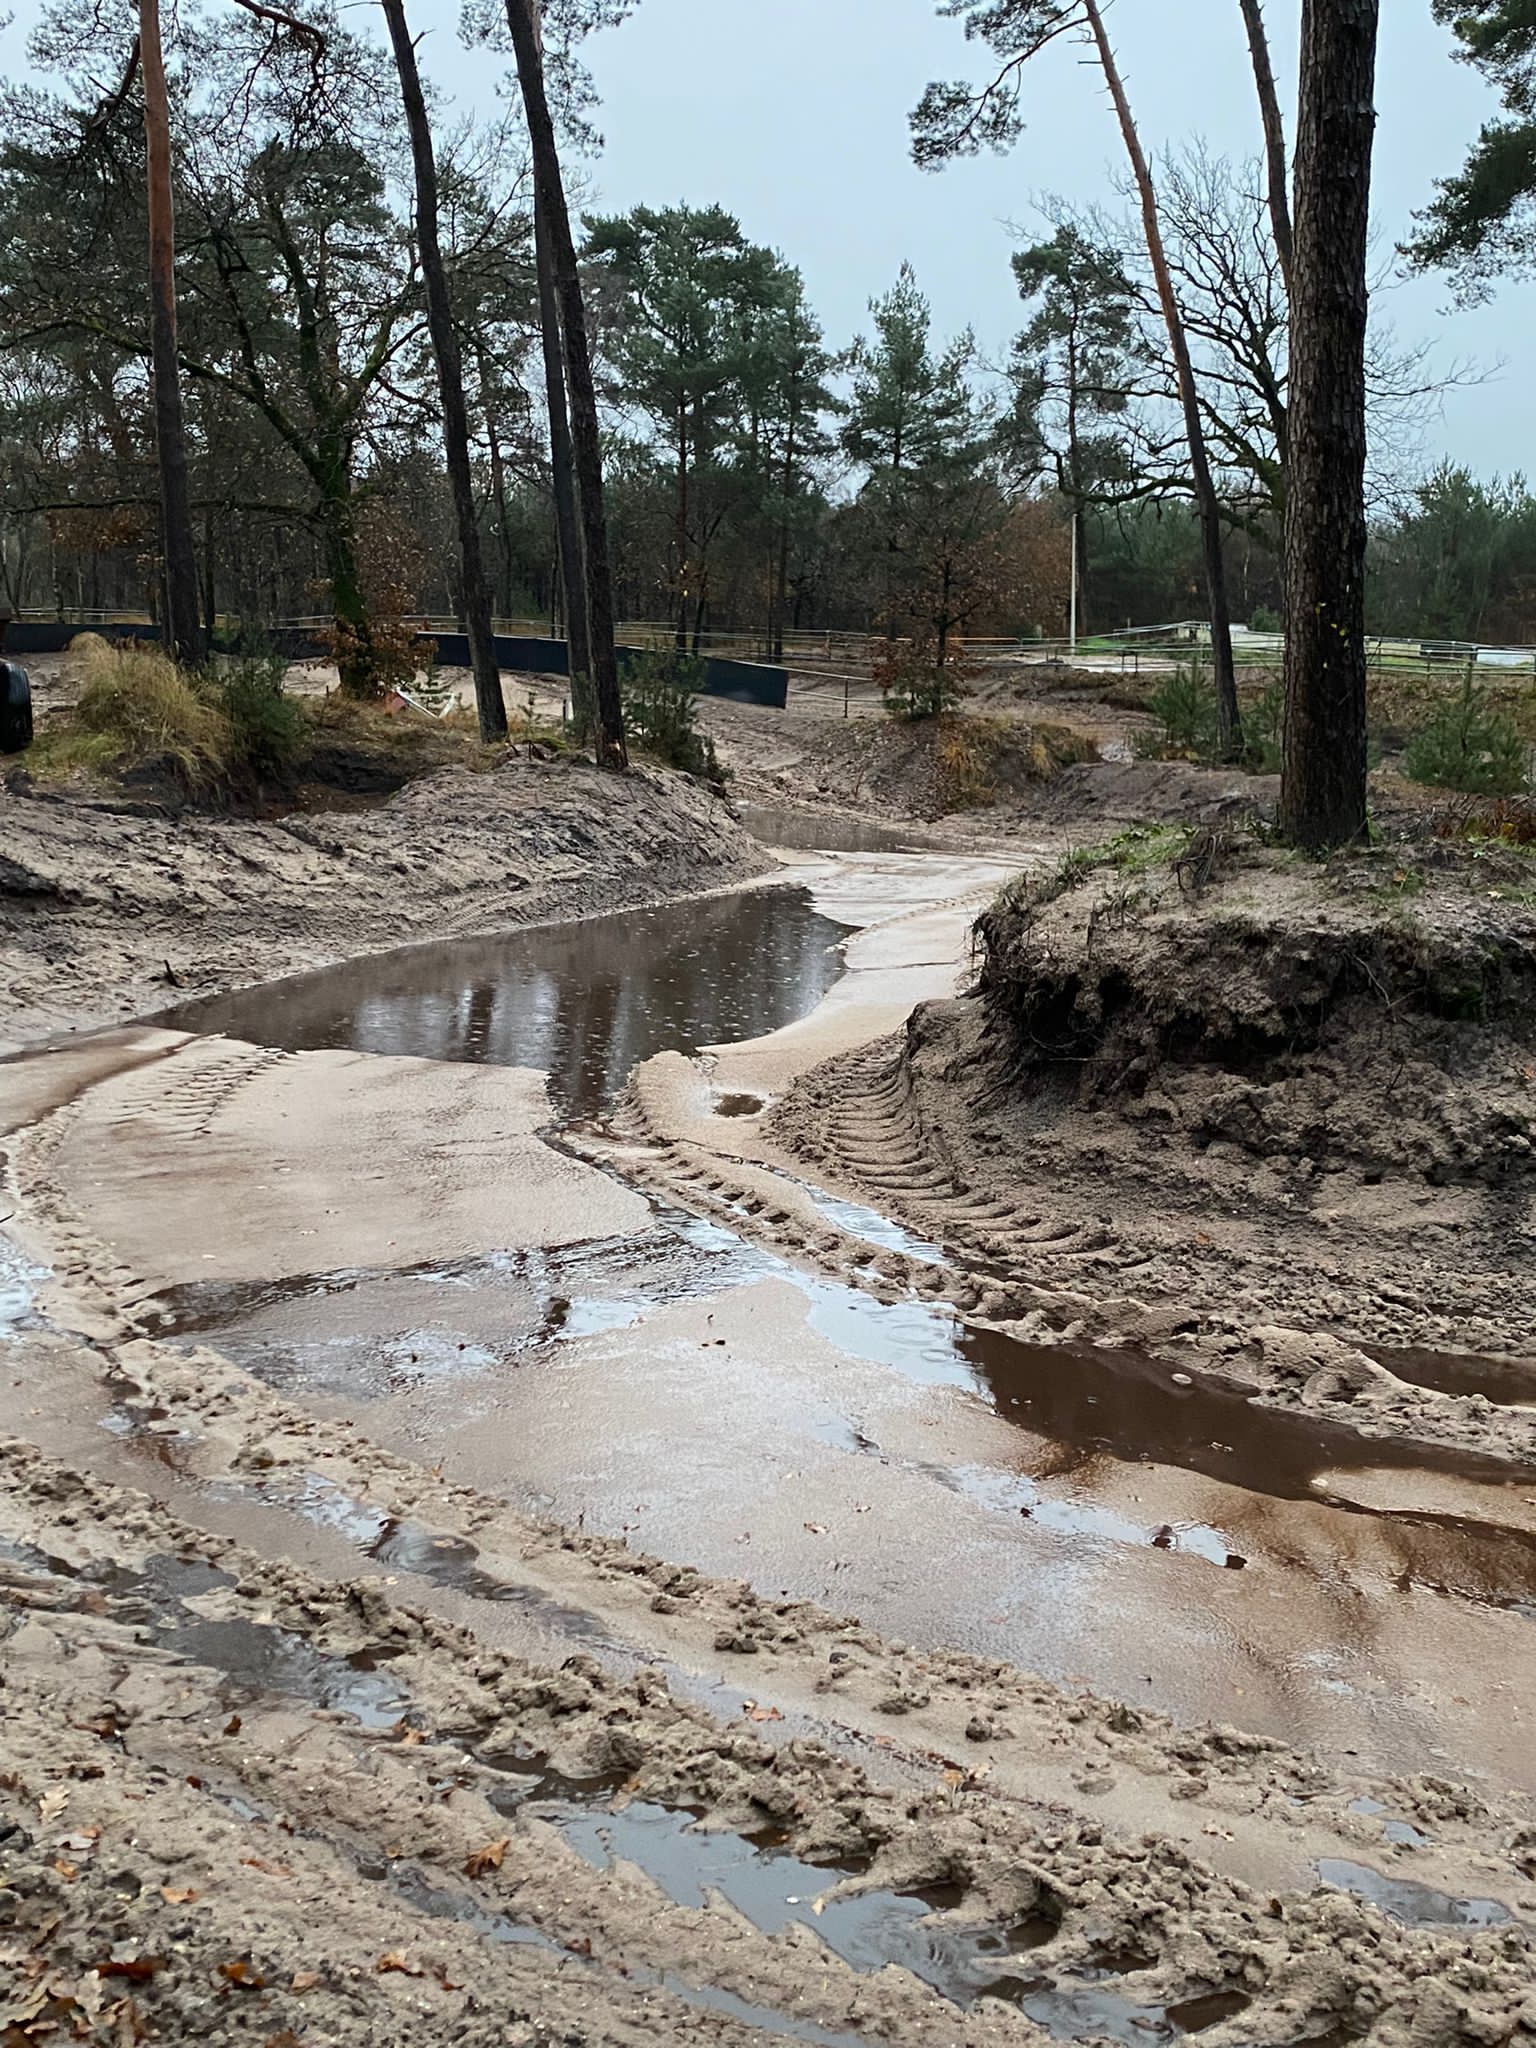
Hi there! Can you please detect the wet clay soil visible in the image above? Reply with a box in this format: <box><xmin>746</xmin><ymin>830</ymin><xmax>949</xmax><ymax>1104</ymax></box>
<box><xmin>77</xmin><ymin>875</ymin><xmax>1533</xmax><ymax>1789</ymax></box>
<box><xmin>6</xmin><ymin>844</ymin><xmax>1536</xmax><ymax>2048</ymax></box>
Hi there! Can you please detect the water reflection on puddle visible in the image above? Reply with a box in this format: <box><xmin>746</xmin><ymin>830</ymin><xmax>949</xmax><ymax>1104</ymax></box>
<box><xmin>156</xmin><ymin>1200</ymin><xmax>1536</xmax><ymax>1608</ymax></box>
<box><xmin>159</xmin><ymin>887</ymin><xmax>854</xmax><ymax>1120</ymax></box>
<box><xmin>1317</xmin><ymin>1857</ymin><xmax>1513</xmax><ymax>1930</ymax></box>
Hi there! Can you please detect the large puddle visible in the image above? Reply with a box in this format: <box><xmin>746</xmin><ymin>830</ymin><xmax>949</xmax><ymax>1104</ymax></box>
<box><xmin>18</xmin><ymin>866</ymin><xmax>1536</xmax><ymax>1787</ymax></box>
<box><xmin>159</xmin><ymin>886</ymin><xmax>853</xmax><ymax>1119</ymax></box>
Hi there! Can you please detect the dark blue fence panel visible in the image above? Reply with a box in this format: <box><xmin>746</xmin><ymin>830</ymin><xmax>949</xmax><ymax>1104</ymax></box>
<box><xmin>2</xmin><ymin>622</ymin><xmax>787</xmax><ymax>709</ymax></box>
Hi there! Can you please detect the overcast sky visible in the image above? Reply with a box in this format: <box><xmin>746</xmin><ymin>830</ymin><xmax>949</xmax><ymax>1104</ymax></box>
<box><xmin>7</xmin><ymin>0</ymin><xmax>1531</xmax><ymax>480</ymax></box>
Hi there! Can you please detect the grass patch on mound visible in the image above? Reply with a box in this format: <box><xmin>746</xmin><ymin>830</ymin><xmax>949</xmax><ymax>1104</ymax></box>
<box><xmin>22</xmin><ymin>638</ymin><xmax>562</xmax><ymax>806</ymax></box>
<box><xmin>30</xmin><ymin>635</ymin><xmax>307</xmax><ymax>794</ymax></box>
<box><xmin>936</xmin><ymin>714</ymin><xmax>1097</xmax><ymax>811</ymax></box>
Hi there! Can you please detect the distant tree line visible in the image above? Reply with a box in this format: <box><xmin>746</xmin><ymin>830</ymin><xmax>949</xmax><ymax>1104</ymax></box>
<box><xmin>0</xmin><ymin>12</ymin><xmax>1071</xmax><ymax>669</ymax></box>
<box><xmin>4</xmin><ymin>0</ymin><xmax>1521</xmax><ymax>686</ymax></box>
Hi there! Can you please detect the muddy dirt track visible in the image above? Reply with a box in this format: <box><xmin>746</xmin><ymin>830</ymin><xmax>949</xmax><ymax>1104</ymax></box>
<box><xmin>2</xmin><ymin>724</ymin><xmax>1536</xmax><ymax>2048</ymax></box>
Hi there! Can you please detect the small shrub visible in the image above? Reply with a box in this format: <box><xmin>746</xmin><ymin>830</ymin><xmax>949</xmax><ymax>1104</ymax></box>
<box><xmin>874</xmin><ymin>636</ymin><xmax>971</xmax><ymax>721</ymax></box>
<box><xmin>1435</xmin><ymin>794</ymin><xmax>1536</xmax><ymax>846</ymax></box>
<box><xmin>622</xmin><ymin>649</ymin><xmax>721</xmax><ymax>783</ymax></box>
<box><xmin>219</xmin><ymin>653</ymin><xmax>308</xmax><ymax>785</ymax></box>
<box><xmin>1242</xmin><ymin>683</ymin><xmax>1284</xmax><ymax>774</ymax></box>
<box><xmin>75</xmin><ymin>638</ymin><xmax>228</xmax><ymax>787</ymax></box>
<box><xmin>936</xmin><ymin>718</ymin><xmax>995</xmax><ymax>809</ymax></box>
<box><xmin>1248</xmin><ymin>606</ymin><xmax>1282</xmax><ymax>633</ymax></box>
<box><xmin>1135</xmin><ymin>662</ymin><xmax>1218</xmax><ymax>760</ymax></box>
<box><xmin>1403</xmin><ymin>669</ymin><xmax>1529</xmax><ymax>796</ymax></box>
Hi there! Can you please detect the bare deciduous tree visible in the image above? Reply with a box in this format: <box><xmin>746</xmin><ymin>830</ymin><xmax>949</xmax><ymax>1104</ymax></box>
<box><xmin>913</xmin><ymin>0</ymin><xmax>1243</xmax><ymax>758</ymax></box>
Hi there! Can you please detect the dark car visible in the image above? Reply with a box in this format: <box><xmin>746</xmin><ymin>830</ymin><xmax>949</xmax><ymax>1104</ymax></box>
<box><xmin>0</xmin><ymin>658</ymin><xmax>32</xmax><ymax>754</ymax></box>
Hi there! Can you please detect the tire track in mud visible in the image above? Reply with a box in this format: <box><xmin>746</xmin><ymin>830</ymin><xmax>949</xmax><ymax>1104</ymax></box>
<box><xmin>762</xmin><ymin>1034</ymin><xmax>1536</xmax><ymax>1475</ymax></box>
<box><xmin>4</xmin><ymin>1439</ymin><xmax>1536</xmax><ymax>2048</ymax></box>
<box><xmin>4</xmin><ymin>896</ymin><xmax>1536</xmax><ymax>2043</ymax></box>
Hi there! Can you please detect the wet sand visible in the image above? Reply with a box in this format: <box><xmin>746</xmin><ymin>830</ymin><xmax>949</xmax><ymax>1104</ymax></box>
<box><xmin>3</xmin><ymin>834</ymin><xmax>1536</xmax><ymax>2047</ymax></box>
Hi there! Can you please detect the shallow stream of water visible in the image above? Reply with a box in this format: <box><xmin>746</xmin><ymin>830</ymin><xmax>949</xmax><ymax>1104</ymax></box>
<box><xmin>16</xmin><ymin>855</ymin><xmax>1536</xmax><ymax>1793</ymax></box>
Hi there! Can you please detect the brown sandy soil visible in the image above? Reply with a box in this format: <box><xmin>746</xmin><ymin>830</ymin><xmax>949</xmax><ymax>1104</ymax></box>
<box><xmin>765</xmin><ymin>828</ymin><xmax>1536</xmax><ymax>1473</ymax></box>
<box><xmin>4</xmin><ymin>716</ymin><xmax>1536</xmax><ymax>2043</ymax></box>
<box><xmin>0</xmin><ymin>754</ymin><xmax>767</xmax><ymax>1051</ymax></box>
<box><xmin>698</xmin><ymin>687</ymin><xmax>1278</xmax><ymax>842</ymax></box>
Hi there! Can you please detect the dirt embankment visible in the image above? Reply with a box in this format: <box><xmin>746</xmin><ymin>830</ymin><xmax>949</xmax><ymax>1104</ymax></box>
<box><xmin>771</xmin><ymin>828</ymin><xmax>1536</xmax><ymax>1467</ymax></box>
<box><xmin>0</xmin><ymin>759</ymin><xmax>767</xmax><ymax>1049</ymax></box>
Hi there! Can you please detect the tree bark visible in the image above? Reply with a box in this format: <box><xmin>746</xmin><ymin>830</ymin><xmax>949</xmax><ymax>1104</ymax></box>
<box><xmin>1238</xmin><ymin>0</ymin><xmax>1295</xmax><ymax>293</ymax></box>
<box><xmin>381</xmin><ymin>0</ymin><xmax>507</xmax><ymax>741</ymax></box>
<box><xmin>1082</xmin><ymin>0</ymin><xmax>1241</xmax><ymax>757</ymax></box>
<box><xmin>317</xmin><ymin>486</ymin><xmax>374</xmax><ymax>694</ymax></box>
<box><xmin>533</xmin><ymin>189</ymin><xmax>593</xmax><ymax>729</ymax></box>
<box><xmin>483</xmin><ymin>387</ymin><xmax>515</xmax><ymax>615</ymax></box>
<box><xmin>502</xmin><ymin>0</ymin><xmax>626</xmax><ymax>768</ymax></box>
<box><xmin>1280</xmin><ymin>0</ymin><xmax>1378</xmax><ymax>850</ymax></box>
<box><xmin>139</xmin><ymin>0</ymin><xmax>204</xmax><ymax>668</ymax></box>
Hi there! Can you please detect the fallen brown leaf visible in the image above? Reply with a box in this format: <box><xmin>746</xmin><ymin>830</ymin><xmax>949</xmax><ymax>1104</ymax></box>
<box><xmin>94</xmin><ymin>1958</ymin><xmax>165</xmax><ymax>1983</ymax></box>
<box><xmin>289</xmin><ymin>1971</ymin><xmax>320</xmax><ymax>1993</ymax></box>
<box><xmin>160</xmin><ymin>1887</ymin><xmax>199</xmax><ymax>1907</ymax></box>
<box><xmin>746</xmin><ymin>1705</ymin><xmax>783</xmax><ymax>1723</ymax></box>
<box><xmin>264</xmin><ymin>2033</ymin><xmax>305</xmax><ymax>2048</ymax></box>
<box><xmin>240</xmin><ymin>1856</ymin><xmax>294</xmax><ymax>1879</ymax></box>
<box><xmin>463</xmin><ymin>1838</ymin><xmax>509</xmax><ymax>1878</ymax></box>
<box><xmin>37</xmin><ymin>1788</ymin><xmax>69</xmax><ymax>1824</ymax></box>
<box><xmin>376</xmin><ymin>1952</ymin><xmax>423</xmax><ymax>1977</ymax></box>
<box><xmin>218</xmin><ymin>1960</ymin><xmax>265</xmax><ymax>1989</ymax></box>
<box><xmin>223</xmin><ymin>1715</ymin><xmax>242</xmax><ymax>1737</ymax></box>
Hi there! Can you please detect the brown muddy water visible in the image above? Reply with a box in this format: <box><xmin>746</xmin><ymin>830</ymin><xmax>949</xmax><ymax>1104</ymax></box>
<box><xmin>734</xmin><ymin>804</ymin><xmax>938</xmax><ymax>854</ymax></box>
<box><xmin>31</xmin><ymin>877</ymin><xmax>1536</xmax><ymax>1786</ymax></box>
<box><xmin>159</xmin><ymin>886</ymin><xmax>853</xmax><ymax>1119</ymax></box>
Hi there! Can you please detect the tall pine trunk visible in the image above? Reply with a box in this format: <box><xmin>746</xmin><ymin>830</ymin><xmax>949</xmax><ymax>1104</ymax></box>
<box><xmin>502</xmin><ymin>0</ymin><xmax>626</xmax><ymax>769</ymax></box>
<box><xmin>1082</xmin><ymin>0</ymin><xmax>1240</xmax><ymax>757</ymax></box>
<box><xmin>1239</xmin><ymin>0</ymin><xmax>1295</xmax><ymax>291</ymax></box>
<box><xmin>382</xmin><ymin>0</ymin><xmax>506</xmax><ymax>741</ymax></box>
<box><xmin>139</xmin><ymin>0</ymin><xmax>203</xmax><ymax>669</ymax></box>
<box><xmin>1280</xmin><ymin>0</ymin><xmax>1378</xmax><ymax>850</ymax></box>
<box><xmin>533</xmin><ymin>189</ymin><xmax>593</xmax><ymax>730</ymax></box>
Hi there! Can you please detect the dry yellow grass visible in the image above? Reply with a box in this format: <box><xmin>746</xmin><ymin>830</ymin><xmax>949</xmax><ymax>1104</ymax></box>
<box><xmin>73</xmin><ymin>637</ymin><xmax>229</xmax><ymax>786</ymax></box>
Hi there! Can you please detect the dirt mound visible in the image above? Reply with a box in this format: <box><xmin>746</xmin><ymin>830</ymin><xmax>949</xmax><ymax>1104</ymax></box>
<box><xmin>1024</xmin><ymin>757</ymin><xmax>1279</xmax><ymax>827</ymax></box>
<box><xmin>974</xmin><ymin>835</ymin><xmax>1536</xmax><ymax>1189</ymax></box>
<box><xmin>771</xmin><ymin>830</ymin><xmax>1536</xmax><ymax>1457</ymax></box>
<box><xmin>0</xmin><ymin>758</ymin><xmax>767</xmax><ymax>1048</ymax></box>
<box><xmin>729</xmin><ymin>707</ymin><xmax>1097</xmax><ymax>819</ymax></box>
